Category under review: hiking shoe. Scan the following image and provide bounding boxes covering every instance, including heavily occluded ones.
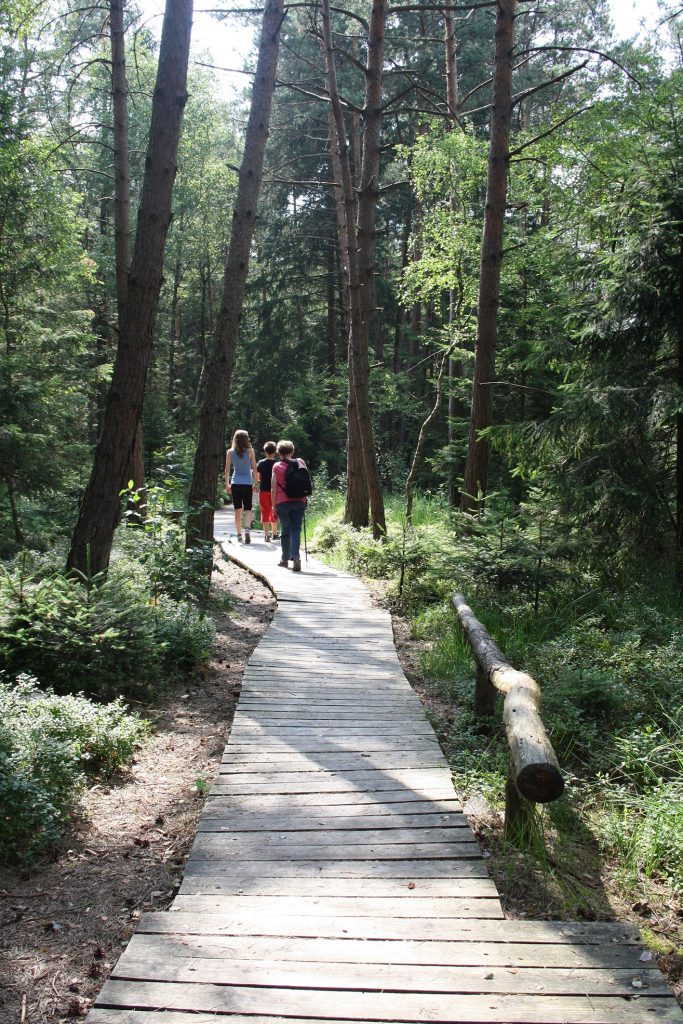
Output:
[292,558,302,572]
[244,531,251,544]
[278,559,288,567]
[236,533,243,542]
[264,534,271,543]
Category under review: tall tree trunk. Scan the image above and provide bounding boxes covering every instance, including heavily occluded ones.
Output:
[110,0,147,524]
[5,474,24,545]
[168,258,181,414]
[324,0,387,539]
[461,0,516,513]
[110,0,130,319]
[67,0,193,575]
[676,223,683,595]
[444,6,463,506]
[326,239,336,370]
[186,0,285,551]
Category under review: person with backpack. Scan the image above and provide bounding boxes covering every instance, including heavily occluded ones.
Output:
[270,439,313,572]
[225,429,258,543]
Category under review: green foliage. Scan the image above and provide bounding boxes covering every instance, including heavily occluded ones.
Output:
[0,674,148,862]
[0,552,214,699]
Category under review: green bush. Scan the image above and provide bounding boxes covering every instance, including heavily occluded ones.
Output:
[0,559,215,698]
[0,675,148,862]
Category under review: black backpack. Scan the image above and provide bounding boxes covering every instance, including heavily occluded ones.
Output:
[284,459,313,499]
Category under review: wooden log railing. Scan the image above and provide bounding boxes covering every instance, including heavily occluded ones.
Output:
[452,592,564,843]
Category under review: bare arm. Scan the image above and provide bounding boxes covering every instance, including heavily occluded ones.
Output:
[250,448,258,487]
[271,464,278,511]
[225,450,232,491]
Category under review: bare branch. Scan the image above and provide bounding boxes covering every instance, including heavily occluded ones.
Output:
[509,105,590,156]
[277,79,362,113]
[513,44,643,87]
[511,59,589,107]
[194,59,256,75]
[265,176,339,187]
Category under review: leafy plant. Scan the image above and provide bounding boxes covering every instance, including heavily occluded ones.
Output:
[0,674,148,862]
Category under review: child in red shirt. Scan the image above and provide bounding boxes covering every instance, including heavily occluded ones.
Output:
[256,441,277,542]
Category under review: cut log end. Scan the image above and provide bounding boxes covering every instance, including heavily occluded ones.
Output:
[516,761,565,803]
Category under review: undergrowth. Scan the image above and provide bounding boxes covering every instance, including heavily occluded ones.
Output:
[0,674,148,862]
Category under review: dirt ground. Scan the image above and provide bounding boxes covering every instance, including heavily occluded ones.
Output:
[0,555,274,1024]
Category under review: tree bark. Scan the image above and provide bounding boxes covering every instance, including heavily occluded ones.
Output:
[109,0,130,321]
[444,6,463,506]
[186,0,285,550]
[676,222,683,595]
[461,0,516,513]
[110,0,147,524]
[168,258,181,414]
[324,0,387,539]
[326,237,336,370]
[5,474,24,545]
[67,0,193,575]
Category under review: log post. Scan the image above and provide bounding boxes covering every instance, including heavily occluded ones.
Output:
[452,592,564,805]
[504,757,535,846]
[474,662,496,719]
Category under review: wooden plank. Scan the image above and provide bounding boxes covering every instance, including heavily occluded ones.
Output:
[232,709,426,720]
[95,981,683,1022]
[209,783,459,798]
[237,694,421,703]
[228,727,437,738]
[186,842,481,861]
[138,912,641,944]
[182,859,488,879]
[169,895,504,919]
[197,812,468,831]
[191,826,475,847]
[212,767,453,784]
[177,876,498,897]
[108,931,650,969]
[223,741,443,754]
[218,755,448,773]
[201,790,458,806]
[87,1006,683,1024]
[112,953,669,995]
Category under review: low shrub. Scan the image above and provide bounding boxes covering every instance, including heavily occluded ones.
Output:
[0,559,215,698]
[0,674,148,862]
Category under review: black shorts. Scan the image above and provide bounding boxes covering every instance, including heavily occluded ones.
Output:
[231,484,253,511]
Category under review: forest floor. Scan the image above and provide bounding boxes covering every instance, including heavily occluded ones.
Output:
[1,558,680,1021]
[0,554,275,1024]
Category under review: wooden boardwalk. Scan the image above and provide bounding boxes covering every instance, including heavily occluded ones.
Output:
[89,511,683,1024]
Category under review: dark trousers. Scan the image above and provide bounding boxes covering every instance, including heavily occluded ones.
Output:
[276,501,306,560]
